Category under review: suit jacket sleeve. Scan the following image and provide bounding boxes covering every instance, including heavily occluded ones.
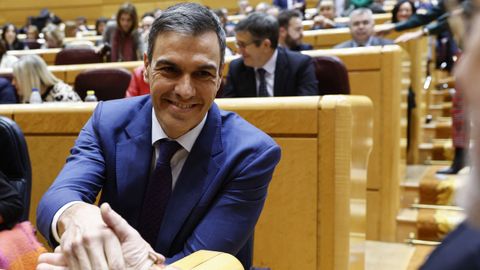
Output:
[0,171,23,230]
[36,102,107,244]
[166,142,281,263]
[296,56,318,96]
[0,79,17,104]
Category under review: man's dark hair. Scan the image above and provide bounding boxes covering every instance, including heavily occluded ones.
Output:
[116,3,139,34]
[147,3,226,69]
[277,9,302,29]
[234,12,279,49]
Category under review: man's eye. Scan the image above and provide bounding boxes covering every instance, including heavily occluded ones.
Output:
[195,71,214,78]
[160,67,176,73]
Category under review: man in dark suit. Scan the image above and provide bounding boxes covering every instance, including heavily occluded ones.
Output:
[335,8,393,48]
[278,9,313,51]
[36,3,281,270]
[273,0,305,11]
[223,12,318,97]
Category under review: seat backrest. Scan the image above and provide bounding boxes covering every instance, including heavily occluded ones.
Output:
[313,56,351,95]
[74,68,132,101]
[0,116,32,221]
[55,48,103,65]
[23,40,41,50]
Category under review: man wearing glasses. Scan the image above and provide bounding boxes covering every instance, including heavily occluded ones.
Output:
[222,12,318,97]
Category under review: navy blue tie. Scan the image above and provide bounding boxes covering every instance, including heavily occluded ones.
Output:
[138,139,182,246]
[257,68,269,97]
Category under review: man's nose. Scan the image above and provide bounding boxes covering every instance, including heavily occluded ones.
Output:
[175,75,195,98]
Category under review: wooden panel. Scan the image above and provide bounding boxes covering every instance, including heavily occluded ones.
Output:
[367,190,381,240]
[11,103,95,134]
[26,135,78,250]
[254,138,318,270]
[216,97,319,135]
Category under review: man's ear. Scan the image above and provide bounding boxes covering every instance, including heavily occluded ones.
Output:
[217,64,224,90]
[143,52,149,83]
[263,38,272,49]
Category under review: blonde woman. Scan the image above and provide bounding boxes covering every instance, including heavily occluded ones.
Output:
[12,55,81,103]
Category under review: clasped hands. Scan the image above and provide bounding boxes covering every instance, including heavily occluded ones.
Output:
[37,203,175,270]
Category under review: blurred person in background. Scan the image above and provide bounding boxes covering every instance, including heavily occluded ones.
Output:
[42,25,64,48]
[312,1,341,29]
[104,3,143,62]
[420,3,480,268]
[1,24,24,50]
[139,13,155,54]
[95,17,108,36]
[335,8,393,48]
[12,55,81,103]
[0,41,18,69]
[391,0,417,23]
[278,9,313,51]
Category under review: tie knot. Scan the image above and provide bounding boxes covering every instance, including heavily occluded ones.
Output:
[257,68,266,77]
[157,140,182,165]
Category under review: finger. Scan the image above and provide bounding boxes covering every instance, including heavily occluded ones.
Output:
[82,231,109,270]
[100,203,138,241]
[60,234,82,270]
[103,232,126,270]
[36,263,69,270]
[65,233,92,270]
[37,252,67,266]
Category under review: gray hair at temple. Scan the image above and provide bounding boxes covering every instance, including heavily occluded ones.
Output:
[147,2,226,69]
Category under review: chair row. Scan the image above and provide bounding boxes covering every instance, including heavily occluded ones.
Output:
[0,95,373,270]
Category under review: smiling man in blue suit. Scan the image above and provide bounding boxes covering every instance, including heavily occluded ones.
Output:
[36,3,281,270]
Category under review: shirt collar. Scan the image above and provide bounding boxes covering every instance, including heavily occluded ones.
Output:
[151,108,208,152]
[255,48,278,75]
[353,36,373,47]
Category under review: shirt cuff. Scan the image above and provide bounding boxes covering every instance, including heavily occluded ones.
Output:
[51,201,83,243]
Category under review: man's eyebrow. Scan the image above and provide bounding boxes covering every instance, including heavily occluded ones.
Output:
[197,63,218,72]
[154,59,177,68]
[153,59,217,71]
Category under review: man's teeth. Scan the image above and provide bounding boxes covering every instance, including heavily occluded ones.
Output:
[172,101,194,109]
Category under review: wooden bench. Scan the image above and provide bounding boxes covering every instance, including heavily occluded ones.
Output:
[0,95,373,270]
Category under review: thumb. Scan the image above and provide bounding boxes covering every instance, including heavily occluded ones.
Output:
[100,202,138,242]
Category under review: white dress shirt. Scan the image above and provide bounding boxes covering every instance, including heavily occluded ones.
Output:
[254,49,278,97]
[51,108,207,242]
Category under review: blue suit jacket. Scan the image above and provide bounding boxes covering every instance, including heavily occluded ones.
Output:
[421,221,480,269]
[222,47,318,97]
[273,0,305,9]
[37,95,281,268]
[0,78,17,104]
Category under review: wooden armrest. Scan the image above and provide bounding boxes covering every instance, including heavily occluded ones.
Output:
[171,250,244,270]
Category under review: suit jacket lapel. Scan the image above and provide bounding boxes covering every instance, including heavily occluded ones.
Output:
[115,98,153,227]
[274,48,288,96]
[155,103,223,254]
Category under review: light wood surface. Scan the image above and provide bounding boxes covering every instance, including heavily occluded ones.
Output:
[171,250,244,270]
